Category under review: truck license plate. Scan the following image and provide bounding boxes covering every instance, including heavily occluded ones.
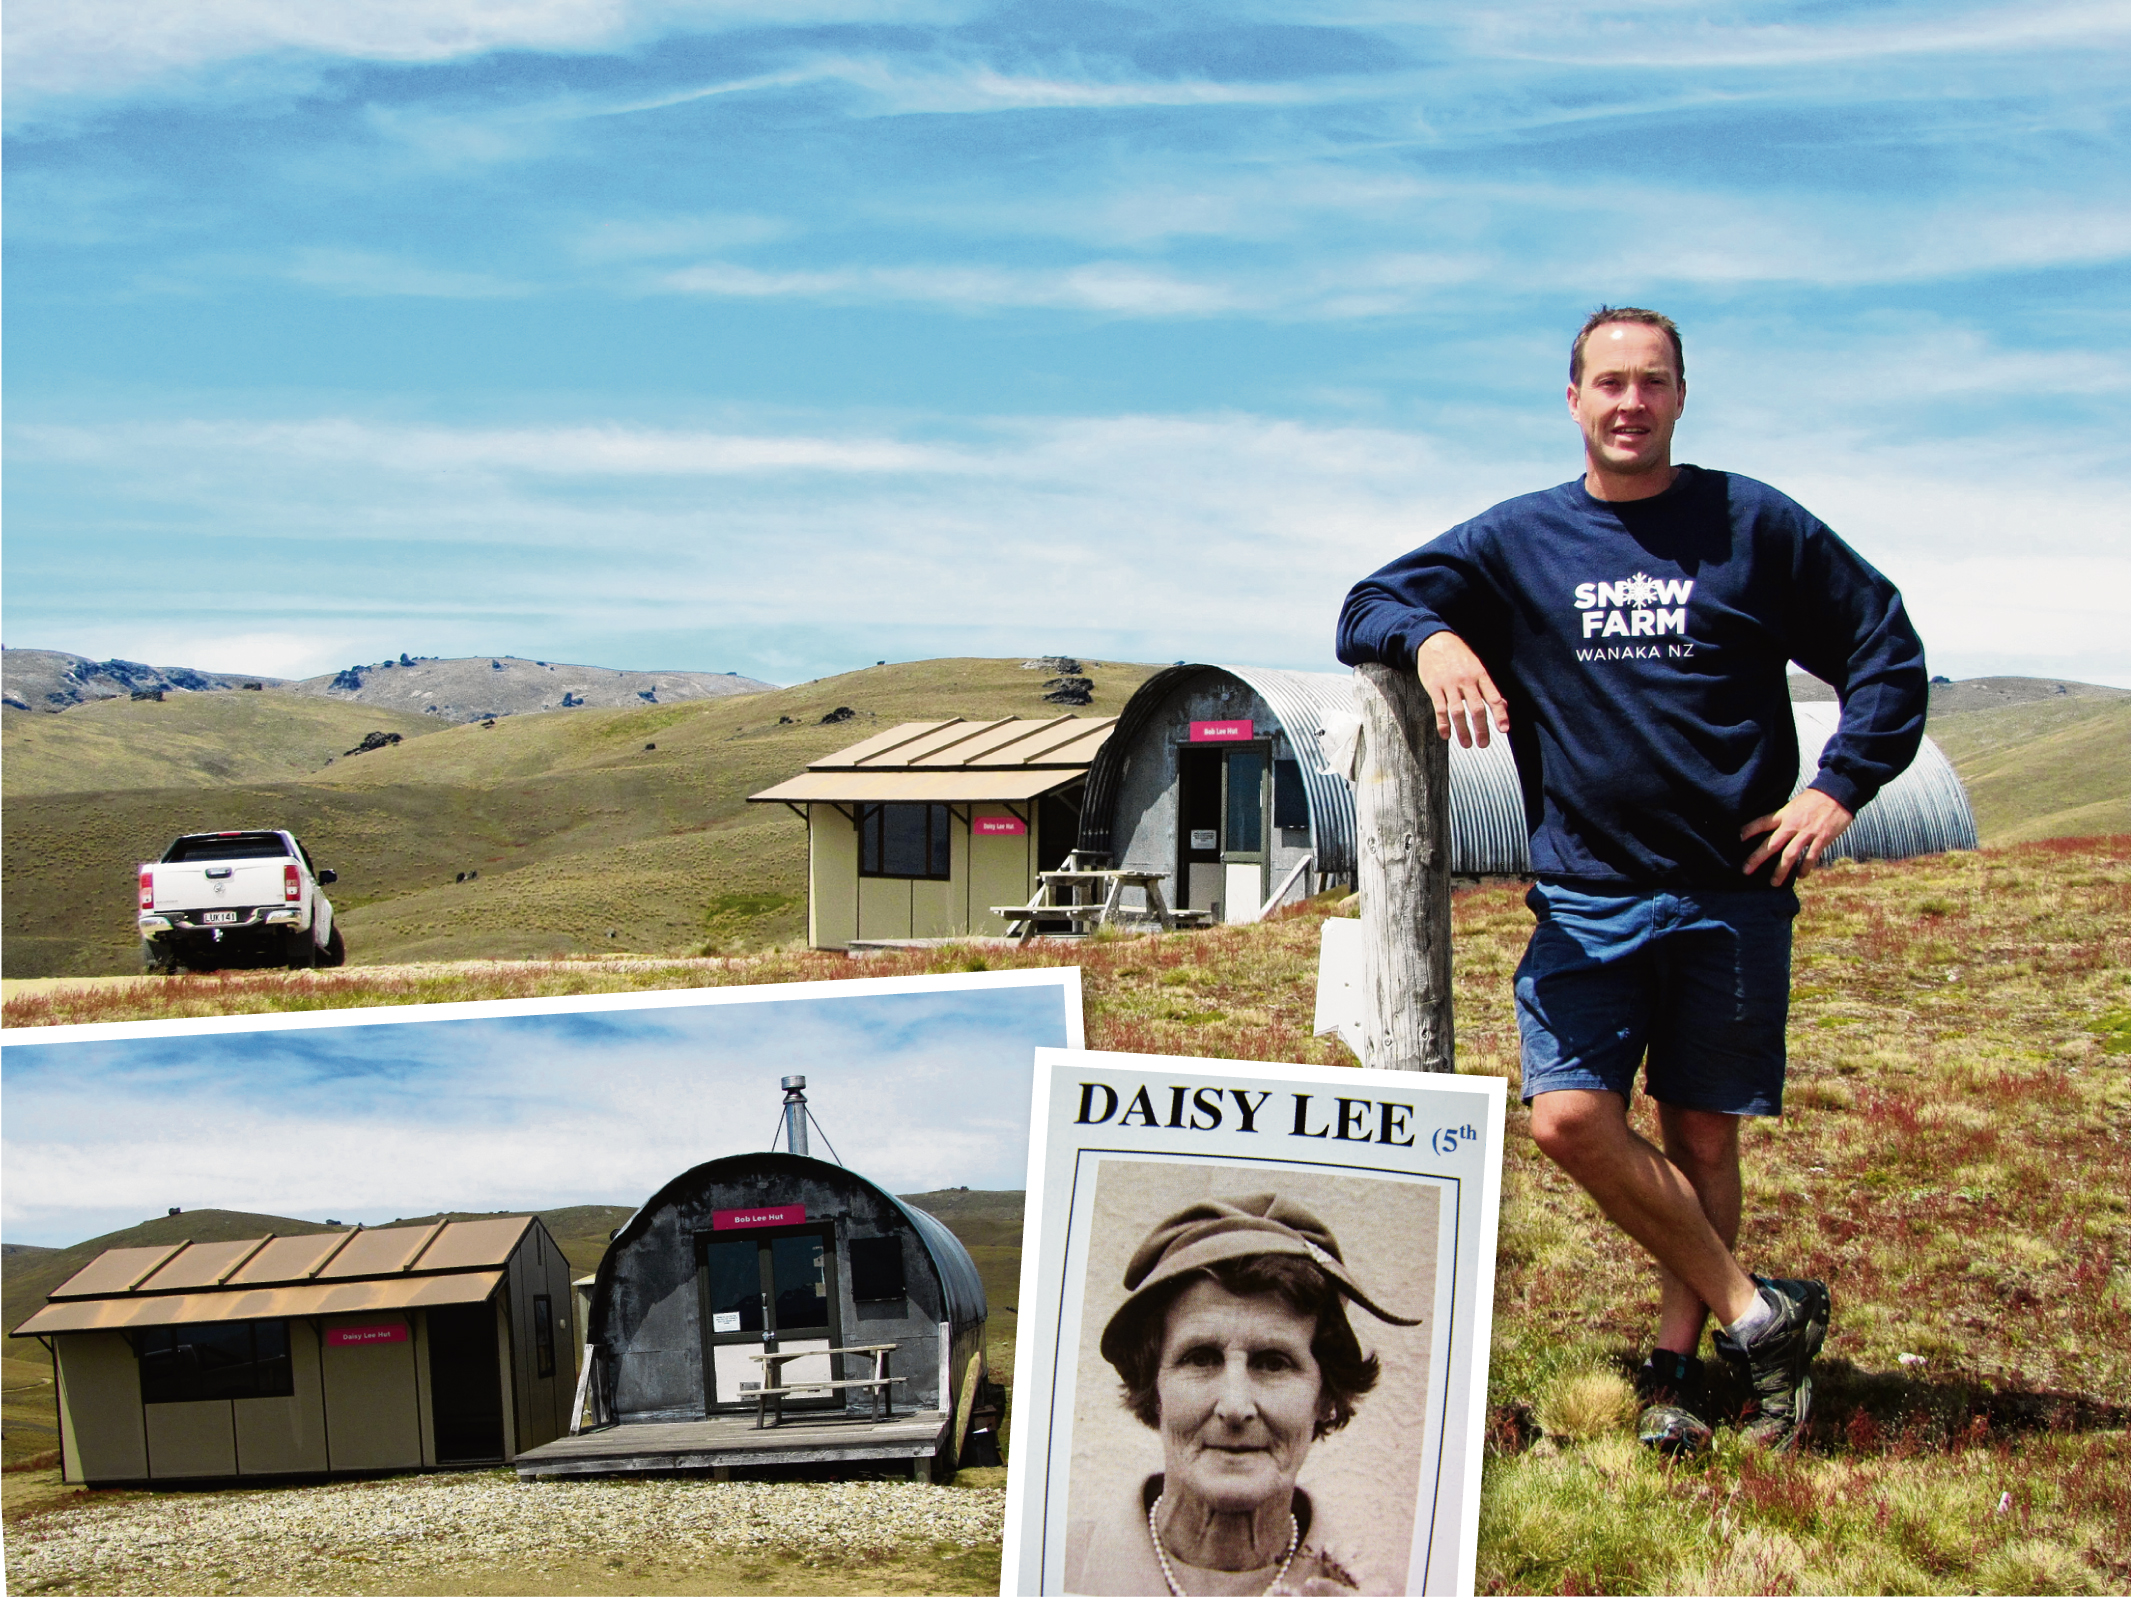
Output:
[202,910,241,924]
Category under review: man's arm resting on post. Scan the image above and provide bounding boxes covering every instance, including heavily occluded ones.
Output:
[1415,630,1510,749]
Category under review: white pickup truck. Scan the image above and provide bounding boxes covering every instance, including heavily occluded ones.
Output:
[138,830,345,973]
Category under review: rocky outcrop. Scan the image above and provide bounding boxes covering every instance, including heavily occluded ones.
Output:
[0,648,288,712]
[289,656,778,724]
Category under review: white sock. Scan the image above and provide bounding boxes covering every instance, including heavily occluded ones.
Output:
[1724,1286,1777,1346]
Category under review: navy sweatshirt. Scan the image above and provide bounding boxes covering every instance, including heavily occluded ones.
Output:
[1336,465,1928,887]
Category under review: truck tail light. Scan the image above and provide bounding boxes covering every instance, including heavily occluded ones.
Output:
[285,864,302,902]
[140,868,155,910]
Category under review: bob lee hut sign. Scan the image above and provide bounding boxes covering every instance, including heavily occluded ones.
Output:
[1004,1049,1505,1598]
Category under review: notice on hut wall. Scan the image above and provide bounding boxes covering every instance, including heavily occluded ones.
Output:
[325,1322,408,1347]
[1001,1049,1504,1598]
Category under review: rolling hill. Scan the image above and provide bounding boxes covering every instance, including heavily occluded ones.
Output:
[0,648,284,713]
[1,657,1161,977]
[2,690,443,797]
[1921,683,2131,843]
[6,659,2123,979]
[283,654,778,723]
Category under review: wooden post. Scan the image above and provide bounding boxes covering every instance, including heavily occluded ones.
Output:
[1353,662,1455,1072]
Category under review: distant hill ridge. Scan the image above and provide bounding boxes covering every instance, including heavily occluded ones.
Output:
[289,655,779,723]
[3,657,2123,978]
[5,648,778,724]
[2,648,284,712]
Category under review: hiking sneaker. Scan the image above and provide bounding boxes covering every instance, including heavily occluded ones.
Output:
[1713,1276,1832,1451]
[1634,1349,1713,1457]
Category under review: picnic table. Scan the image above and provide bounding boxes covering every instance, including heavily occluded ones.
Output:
[992,866,1211,944]
[748,1342,904,1428]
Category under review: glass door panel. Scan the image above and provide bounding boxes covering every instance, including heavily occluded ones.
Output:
[1223,749,1267,858]
[770,1235,831,1337]
[703,1239,765,1335]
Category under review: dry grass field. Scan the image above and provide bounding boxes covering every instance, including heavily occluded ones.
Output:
[6,836,2126,1593]
[1,657,1160,978]
[1925,697,2131,844]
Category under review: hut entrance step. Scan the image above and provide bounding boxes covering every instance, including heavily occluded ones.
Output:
[514,1409,952,1479]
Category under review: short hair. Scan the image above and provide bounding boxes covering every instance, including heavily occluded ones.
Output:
[1570,306,1683,386]
[1107,1254,1382,1439]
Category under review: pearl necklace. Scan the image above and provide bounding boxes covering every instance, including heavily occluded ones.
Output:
[1147,1492,1300,1597]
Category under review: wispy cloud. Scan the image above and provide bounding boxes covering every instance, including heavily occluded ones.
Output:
[3,0,968,110]
[659,259,1252,314]
[12,382,2127,684]
[1464,1,2131,69]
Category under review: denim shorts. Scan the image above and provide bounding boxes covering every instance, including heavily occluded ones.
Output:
[1514,879,1799,1117]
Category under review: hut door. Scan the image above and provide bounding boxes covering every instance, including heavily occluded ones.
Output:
[1179,745,1269,922]
[1221,746,1270,921]
[698,1227,843,1412]
[427,1301,505,1462]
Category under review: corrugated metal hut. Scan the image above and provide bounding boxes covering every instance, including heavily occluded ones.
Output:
[748,716,1114,948]
[12,1217,576,1485]
[1080,664,1977,920]
[573,1146,988,1477]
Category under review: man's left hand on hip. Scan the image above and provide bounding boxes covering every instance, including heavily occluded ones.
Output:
[1740,790,1855,886]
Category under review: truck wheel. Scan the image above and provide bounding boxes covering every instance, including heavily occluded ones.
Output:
[322,927,347,968]
[142,940,179,977]
[285,928,317,970]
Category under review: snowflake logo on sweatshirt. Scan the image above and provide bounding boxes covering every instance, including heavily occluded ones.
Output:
[1622,572,1664,609]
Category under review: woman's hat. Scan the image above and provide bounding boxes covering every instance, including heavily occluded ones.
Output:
[1099,1193,1421,1367]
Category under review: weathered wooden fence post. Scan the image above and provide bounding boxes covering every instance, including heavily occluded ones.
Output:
[1353,662,1455,1072]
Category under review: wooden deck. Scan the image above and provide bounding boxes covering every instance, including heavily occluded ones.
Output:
[513,1409,952,1479]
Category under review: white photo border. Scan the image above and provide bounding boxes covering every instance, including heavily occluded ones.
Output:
[1003,1047,1505,1598]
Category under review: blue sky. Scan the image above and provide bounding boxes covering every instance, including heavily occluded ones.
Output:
[0,976,1072,1245]
[5,1,2127,686]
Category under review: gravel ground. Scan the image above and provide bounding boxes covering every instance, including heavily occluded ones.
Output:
[5,1473,1006,1596]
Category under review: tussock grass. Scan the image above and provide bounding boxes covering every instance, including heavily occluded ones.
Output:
[1536,1370,1637,1443]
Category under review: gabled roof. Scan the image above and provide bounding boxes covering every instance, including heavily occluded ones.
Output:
[749,716,1114,805]
[13,1218,537,1336]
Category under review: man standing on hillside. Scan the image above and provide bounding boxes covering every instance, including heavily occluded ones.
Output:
[1335,307,1927,1453]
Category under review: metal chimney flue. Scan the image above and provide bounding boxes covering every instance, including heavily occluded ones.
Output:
[780,1075,809,1157]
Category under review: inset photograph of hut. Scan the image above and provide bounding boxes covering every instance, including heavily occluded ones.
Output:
[520,1077,992,1481]
[5,971,1074,1492]
[1077,664,1978,924]
[12,1217,573,1484]
[748,715,1114,948]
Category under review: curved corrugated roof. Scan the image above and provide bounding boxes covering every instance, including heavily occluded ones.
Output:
[1085,665,1975,877]
[591,1152,986,1335]
[886,1198,988,1328]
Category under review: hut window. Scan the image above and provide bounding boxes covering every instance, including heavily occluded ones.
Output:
[1273,760,1309,830]
[137,1320,293,1404]
[849,1236,908,1301]
[533,1294,556,1378]
[859,803,952,879]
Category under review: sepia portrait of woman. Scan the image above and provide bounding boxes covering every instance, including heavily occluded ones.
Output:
[1062,1193,1421,1596]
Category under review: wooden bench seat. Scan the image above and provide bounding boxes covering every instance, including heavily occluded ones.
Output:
[753,1375,906,1427]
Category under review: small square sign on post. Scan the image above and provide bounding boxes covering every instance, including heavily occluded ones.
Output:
[1002,1048,1504,1597]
